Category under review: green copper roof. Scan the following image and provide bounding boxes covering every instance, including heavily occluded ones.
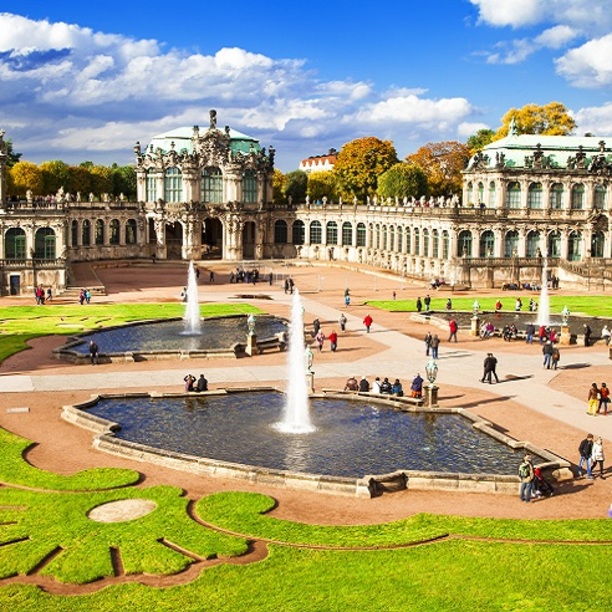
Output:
[466,133,612,170]
[146,126,261,156]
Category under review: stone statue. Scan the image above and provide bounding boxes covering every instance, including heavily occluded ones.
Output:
[26,189,33,203]
[209,109,217,129]
[89,192,94,203]
[473,300,480,314]
[247,313,256,336]
[305,345,314,371]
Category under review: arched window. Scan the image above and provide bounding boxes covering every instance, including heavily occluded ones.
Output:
[591,231,605,258]
[571,184,584,210]
[594,184,607,210]
[397,226,403,252]
[82,220,91,246]
[432,230,439,259]
[488,181,496,208]
[164,167,183,203]
[5,228,26,260]
[292,220,305,245]
[405,228,411,254]
[375,224,381,249]
[242,170,257,203]
[389,226,395,251]
[326,221,338,245]
[504,230,519,257]
[547,231,561,258]
[567,231,582,261]
[95,219,105,245]
[414,228,420,255]
[274,220,288,244]
[505,182,521,209]
[550,183,564,209]
[342,222,352,246]
[466,181,474,205]
[71,220,78,247]
[146,171,157,202]
[126,219,137,245]
[457,230,472,257]
[310,220,322,244]
[34,228,56,260]
[109,219,120,245]
[526,231,540,257]
[479,230,495,257]
[201,167,222,203]
[422,229,429,257]
[527,183,542,209]
[382,225,388,250]
[477,182,484,205]
[442,231,450,259]
[356,223,366,247]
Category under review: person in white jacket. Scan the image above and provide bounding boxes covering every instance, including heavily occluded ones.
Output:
[592,437,606,479]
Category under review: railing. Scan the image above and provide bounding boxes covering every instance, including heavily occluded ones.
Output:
[0,258,65,269]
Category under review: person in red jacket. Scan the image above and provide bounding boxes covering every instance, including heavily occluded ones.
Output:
[448,318,458,342]
[363,314,373,333]
[329,330,338,352]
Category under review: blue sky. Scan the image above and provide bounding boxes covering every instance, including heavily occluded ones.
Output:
[1,1,611,171]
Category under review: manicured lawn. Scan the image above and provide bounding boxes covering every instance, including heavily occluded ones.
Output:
[367,295,612,318]
[0,303,262,363]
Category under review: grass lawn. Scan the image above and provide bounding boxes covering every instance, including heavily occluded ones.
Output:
[367,295,612,318]
[0,303,262,363]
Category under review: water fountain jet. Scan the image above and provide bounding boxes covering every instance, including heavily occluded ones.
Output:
[183,261,201,335]
[536,255,550,327]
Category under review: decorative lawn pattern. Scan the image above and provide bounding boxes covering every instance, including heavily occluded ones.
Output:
[0,303,263,362]
[0,428,139,491]
[366,295,612,317]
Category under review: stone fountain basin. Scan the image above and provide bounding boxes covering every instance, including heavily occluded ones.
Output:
[61,389,570,498]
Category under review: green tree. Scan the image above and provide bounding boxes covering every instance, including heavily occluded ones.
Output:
[89,165,113,196]
[406,141,469,197]
[272,169,286,206]
[5,139,22,168]
[111,164,137,199]
[39,160,71,195]
[467,129,495,155]
[377,163,428,200]
[8,161,43,195]
[67,165,93,195]
[494,102,576,139]
[283,170,308,204]
[307,171,338,202]
[334,137,398,202]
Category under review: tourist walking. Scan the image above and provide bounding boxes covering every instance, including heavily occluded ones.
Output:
[344,288,351,307]
[518,454,535,502]
[416,297,422,312]
[424,331,433,356]
[430,334,440,359]
[446,298,452,311]
[591,437,605,479]
[542,341,554,369]
[339,313,347,332]
[315,330,326,352]
[598,382,610,414]
[313,318,321,336]
[328,330,338,352]
[448,318,458,342]
[424,294,431,312]
[578,434,594,479]
[88,340,99,365]
[363,314,373,333]
[481,353,499,384]
[525,322,535,344]
[587,383,599,416]
[551,346,561,370]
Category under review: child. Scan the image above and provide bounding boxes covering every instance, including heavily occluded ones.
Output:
[532,467,555,497]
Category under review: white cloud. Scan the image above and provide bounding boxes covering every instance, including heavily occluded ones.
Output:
[470,0,545,28]
[535,25,577,49]
[457,122,491,137]
[555,34,612,87]
[575,103,612,135]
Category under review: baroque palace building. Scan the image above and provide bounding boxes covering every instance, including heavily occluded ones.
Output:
[1,113,612,295]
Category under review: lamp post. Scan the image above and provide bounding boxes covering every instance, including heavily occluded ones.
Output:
[424,358,439,408]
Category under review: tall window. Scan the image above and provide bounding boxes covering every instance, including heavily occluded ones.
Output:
[5,228,26,260]
[479,230,495,257]
[126,219,137,244]
[547,231,561,257]
[375,224,381,249]
[568,231,582,261]
[389,226,395,252]
[466,182,474,205]
[526,231,540,257]
[82,220,91,246]
[109,219,120,245]
[342,222,353,246]
[432,230,439,259]
[326,221,338,245]
[95,219,105,245]
[292,220,305,245]
[591,231,605,258]
[422,229,429,257]
[34,228,56,260]
[242,170,257,203]
[274,220,288,244]
[594,184,607,210]
[550,183,564,209]
[477,182,484,205]
[356,223,366,247]
[488,182,496,208]
[414,228,420,255]
[397,227,403,252]
[405,229,411,254]
[164,167,183,203]
[527,183,542,209]
[201,167,222,203]
[571,184,584,209]
[442,231,450,260]
[310,221,322,244]
[71,220,79,247]
[505,182,521,209]
[146,171,157,202]
[504,230,519,257]
[382,225,388,250]
[458,230,472,257]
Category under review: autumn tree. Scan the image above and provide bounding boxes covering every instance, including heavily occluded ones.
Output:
[494,102,576,139]
[466,129,495,155]
[89,165,113,196]
[9,161,43,195]
[67,165,93,195]
[377,163,428,200]
[334,137,398,201]
[283,170,308,204]
[307,171,338,202]
[272,168,286,206]
[406,141,469,197]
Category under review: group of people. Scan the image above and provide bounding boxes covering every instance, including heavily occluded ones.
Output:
[587,382,610,416]
[415,295,432,312]
[312,318,339,353]
[518,454,555,502]
[78,288,92,305]
[183,373,208,392]
[230,268,261,284]
[423,332,441,358]
[34,284,52,304]
[578,433,606,479]
[344,375,404,396]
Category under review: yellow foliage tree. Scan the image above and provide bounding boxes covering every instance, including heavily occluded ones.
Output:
[495,102,576,139]
[307,171,338,202]
[9,161,43,195]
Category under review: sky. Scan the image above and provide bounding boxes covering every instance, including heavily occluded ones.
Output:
[1,0,612,171]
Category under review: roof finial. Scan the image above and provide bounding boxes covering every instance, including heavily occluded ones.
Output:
[509,116,519,137]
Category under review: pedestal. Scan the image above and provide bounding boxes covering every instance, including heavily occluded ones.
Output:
[559,325,571,346]
[470,315,480,337]
[426,384,439,408]
[306,371,315,393]
[245,334,257,356]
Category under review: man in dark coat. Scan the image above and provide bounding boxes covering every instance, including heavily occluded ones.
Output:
[481,353,499,384]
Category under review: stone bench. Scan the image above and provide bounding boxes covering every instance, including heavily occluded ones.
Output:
[321,389,424,407]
